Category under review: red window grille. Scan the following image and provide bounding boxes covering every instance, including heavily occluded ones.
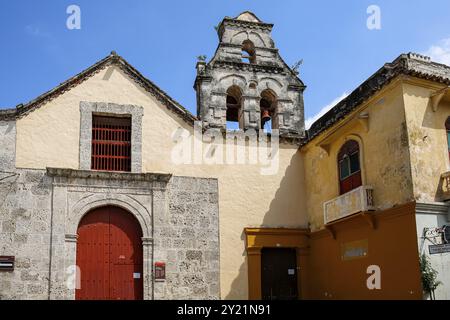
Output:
[91,115,131,172]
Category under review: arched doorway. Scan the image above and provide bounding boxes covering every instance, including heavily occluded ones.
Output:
[75,206,143,300]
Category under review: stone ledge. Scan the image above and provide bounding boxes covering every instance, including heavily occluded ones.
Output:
[46,167,172,183]
[416,201,449,215]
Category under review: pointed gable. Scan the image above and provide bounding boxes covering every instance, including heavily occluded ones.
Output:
[11,52,196,125]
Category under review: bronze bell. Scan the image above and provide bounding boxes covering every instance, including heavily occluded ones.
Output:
[261,109,271,123]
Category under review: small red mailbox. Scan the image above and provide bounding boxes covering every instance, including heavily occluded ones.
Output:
[155,262,166,280]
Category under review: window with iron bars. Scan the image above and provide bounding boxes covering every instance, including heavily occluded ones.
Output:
[91,115,131,172]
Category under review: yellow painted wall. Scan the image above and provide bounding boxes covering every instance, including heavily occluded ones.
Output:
[302,79,415,231]
[402,79,450,202]
[15,65,307,299]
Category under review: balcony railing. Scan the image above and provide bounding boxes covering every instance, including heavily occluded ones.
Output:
[323,185,375,224]
[441,171,450,201]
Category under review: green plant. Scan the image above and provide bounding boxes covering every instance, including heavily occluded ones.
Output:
[419,253,442,300]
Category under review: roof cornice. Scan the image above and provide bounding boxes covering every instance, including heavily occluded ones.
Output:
[0,109,16,121]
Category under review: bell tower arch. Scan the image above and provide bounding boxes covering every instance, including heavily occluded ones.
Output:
[194,11,306,138]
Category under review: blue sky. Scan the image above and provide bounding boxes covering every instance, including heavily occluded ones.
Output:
[1,0,450,126]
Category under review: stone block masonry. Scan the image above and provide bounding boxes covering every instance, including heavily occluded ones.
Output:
[0,169,52,300]
[0,167,220,299]
[154,176,220,299]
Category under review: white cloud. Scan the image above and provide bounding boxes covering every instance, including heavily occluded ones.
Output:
[425,38,450,66]
[305,92,349,129]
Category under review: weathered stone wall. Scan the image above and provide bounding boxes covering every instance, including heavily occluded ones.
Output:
[0,169,52,299]
[154,176,220,299]
[0,120,16,171]
[195,16,305,137]
[0,169,219,300]
[1,120,53,299]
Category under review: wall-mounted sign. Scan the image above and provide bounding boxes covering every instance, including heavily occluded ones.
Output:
[341,239,368,261]
[0,256,15,271]
[155,262,166,280]
[429,243,450,255]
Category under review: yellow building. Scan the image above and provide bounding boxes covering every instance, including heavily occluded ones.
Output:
[301,52,450,300]
[1,12,450,300]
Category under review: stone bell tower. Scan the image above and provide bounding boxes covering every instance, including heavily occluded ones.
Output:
[194,11,306,138]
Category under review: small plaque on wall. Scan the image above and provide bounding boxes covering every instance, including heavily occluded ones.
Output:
[429,243,450,255]
[341,239,368,261]
[155,262,166,281]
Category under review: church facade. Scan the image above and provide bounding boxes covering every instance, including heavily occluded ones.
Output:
[1,11,450,300]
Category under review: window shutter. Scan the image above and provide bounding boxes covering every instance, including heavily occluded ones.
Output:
[91,115,132,172]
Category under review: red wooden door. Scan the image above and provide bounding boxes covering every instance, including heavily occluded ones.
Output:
[339,171,362,195]
[75,206,143,300]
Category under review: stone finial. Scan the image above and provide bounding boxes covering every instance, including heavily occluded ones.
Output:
[235,11,262,23]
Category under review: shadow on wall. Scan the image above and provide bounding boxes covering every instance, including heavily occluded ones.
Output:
[262,149,306,228]
[224,148,305,299]
[224,231,248,300]
[418,93,450,131]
